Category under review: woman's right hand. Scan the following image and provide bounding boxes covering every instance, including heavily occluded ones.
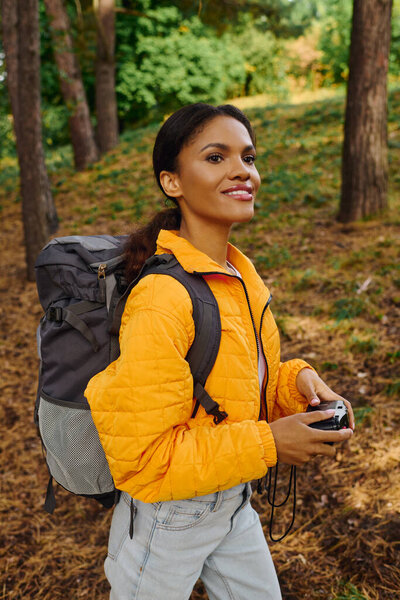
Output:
[269,409,353,466]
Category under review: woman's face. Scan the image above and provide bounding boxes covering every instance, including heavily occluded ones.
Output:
[160,115,261,229]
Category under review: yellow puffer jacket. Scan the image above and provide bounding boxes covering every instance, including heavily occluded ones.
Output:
[85,229,312,503]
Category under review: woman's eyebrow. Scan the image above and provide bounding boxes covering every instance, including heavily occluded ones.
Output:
[199,142,256,153]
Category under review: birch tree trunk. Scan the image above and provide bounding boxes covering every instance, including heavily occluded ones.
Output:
[44,0,99,170]
[95,0,119,153]
[339,0,393,223]
[6,0,59,280]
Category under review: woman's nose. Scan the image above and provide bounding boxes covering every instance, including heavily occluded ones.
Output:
[228,157,251,179]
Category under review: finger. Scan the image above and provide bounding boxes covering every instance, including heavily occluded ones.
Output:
[313,387,342,403]
[343,399,355,430]
[313,442,336,458]
[318,428,354,444]
[301,408,336,425]
[309,395,320,406]
[296,371,321,405]
[299,381,320,406]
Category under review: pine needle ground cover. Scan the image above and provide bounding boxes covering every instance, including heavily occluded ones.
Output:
[0,92,399,600]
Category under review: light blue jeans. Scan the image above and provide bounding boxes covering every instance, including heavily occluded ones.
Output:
[104,483,282,600]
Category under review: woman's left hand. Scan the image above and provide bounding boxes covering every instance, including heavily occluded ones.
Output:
[296,367,355,430]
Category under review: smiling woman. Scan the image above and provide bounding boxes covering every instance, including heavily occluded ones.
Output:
[158,114,261,266]
[85,103,354,600]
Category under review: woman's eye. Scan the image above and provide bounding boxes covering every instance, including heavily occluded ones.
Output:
[243,154,256,164]
[207,154,223,163]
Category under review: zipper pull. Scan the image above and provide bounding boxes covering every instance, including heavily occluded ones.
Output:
[98,263,107,279]
[98,263,107,302]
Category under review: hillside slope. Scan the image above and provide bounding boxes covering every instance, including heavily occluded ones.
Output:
[0,92,399,600]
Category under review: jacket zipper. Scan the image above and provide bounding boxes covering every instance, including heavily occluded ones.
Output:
[194,270,270,419]
[258,295,272,422]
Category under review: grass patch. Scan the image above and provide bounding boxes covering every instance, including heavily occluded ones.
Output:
[331,298,366,322]
[255,244,291,269]
[321,361,339,371]
[385,380,400,398]
[353,406,374,427]
[348,336,377,355]
[334,582,369,600]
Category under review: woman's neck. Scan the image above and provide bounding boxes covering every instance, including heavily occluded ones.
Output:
[178,218,231,270]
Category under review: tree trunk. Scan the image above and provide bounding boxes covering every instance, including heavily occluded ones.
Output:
[95,0,119,153]
[1,0,19,136]
[13,0,58,280]
[44,0,99,170]
[339,0,393,223]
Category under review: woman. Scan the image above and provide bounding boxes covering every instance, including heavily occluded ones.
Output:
[86,103,354,600]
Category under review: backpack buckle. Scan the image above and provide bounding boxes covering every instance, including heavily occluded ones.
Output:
[193,382,228,425]
[47,307,63,322]
[208,406,228,425]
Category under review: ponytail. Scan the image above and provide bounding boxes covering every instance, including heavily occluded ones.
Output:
[124,206,181,282]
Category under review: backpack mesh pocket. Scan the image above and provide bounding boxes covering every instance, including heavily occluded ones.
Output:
[38,394,114,496]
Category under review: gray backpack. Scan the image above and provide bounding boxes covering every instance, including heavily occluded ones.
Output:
[34,235,227,513]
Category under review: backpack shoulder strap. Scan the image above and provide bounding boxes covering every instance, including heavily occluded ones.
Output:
[111,253,227,424]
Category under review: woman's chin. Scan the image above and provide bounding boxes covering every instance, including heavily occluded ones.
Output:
[233,206,255,224]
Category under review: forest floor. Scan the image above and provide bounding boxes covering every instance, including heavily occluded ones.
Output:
[0,90,399,600]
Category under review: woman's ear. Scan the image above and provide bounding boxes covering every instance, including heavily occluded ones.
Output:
[159,171,182,199]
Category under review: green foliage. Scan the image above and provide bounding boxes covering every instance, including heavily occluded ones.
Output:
[386,350,400,363]
[0,113,16,158]
[317,0,352,85]
[389,3,400,78]
[42,105,71,148]
[255,244,291,269]
[293,268,318,291]
[116,11,246,120]
[0,163,19,192]
[352,406,373,428]
[385,380,400,398]
[334,582,369,600]
[348,336,377,355]
[148,0,312,37]
[228,14,290,99]
[321,361,339,371]
[317,0,400,86]
[331,297,365,322]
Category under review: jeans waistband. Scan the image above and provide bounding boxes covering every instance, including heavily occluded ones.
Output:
[122,482,251,507]
[185,482,249,503]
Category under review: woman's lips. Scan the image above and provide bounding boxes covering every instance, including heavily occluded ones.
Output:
[222,185,253,201]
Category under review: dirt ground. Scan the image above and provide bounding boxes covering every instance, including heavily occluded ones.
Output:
[0,96,399,600]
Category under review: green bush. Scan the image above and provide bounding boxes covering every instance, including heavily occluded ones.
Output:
[117,11,246,121]
[42,104,71,149]
[0,113,16,158]
[317,0,400,86]
[318,0,353,85]
[228,19,289,100]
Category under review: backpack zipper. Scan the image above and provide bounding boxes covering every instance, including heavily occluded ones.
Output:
[97,263,107,303]
[97,263,107,279]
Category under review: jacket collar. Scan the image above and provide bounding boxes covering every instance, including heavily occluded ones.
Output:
[155,229,268,295]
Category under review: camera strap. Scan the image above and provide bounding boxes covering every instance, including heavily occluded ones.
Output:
[265,463,297,542]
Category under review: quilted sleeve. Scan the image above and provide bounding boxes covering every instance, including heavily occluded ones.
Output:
[85,275,276,503]
[271,359,316,421]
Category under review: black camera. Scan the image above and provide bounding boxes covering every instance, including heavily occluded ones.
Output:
[306,400,349,431]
